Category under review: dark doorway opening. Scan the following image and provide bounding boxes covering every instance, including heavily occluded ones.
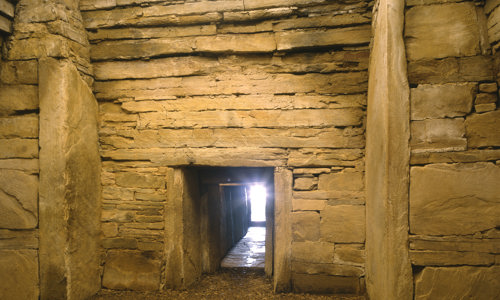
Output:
[196,167,274,271]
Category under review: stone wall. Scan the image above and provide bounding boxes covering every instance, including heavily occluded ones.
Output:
[0,1,99,299]
[81,0,372,293]
[405,1,500,297]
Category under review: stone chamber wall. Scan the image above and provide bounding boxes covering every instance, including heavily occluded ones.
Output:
[81,0,372,294]
[1,0,500,299]
[405,0,500,298]
[0,0,101,299]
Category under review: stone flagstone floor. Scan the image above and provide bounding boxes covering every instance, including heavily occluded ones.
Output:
[221,226,266,268]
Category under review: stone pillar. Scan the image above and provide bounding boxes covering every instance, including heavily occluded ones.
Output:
[273,167,292,292]
[39,58,101,300]
[365,0,413,299]
[164,168,202,289]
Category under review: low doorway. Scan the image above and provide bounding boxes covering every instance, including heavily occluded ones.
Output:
[164,167,275,289]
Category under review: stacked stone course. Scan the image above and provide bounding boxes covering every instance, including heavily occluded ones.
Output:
[82,0,372,293]
[405,0,500,297]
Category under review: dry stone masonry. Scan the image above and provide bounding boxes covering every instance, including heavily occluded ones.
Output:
[406,0,500,297]
[0,0,499,299]
[82,0,372,294]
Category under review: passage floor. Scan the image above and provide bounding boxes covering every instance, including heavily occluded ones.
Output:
[221,226,266,268]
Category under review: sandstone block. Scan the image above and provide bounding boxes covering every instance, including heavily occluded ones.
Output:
[409,236,500,253]
[410,118,466,153]
[291,212,320,242]
[465,110,500,148]
[0,170,38,229]
[318,169,364,191]
[0,229,38,250]
[292,262,364,277]
[94,56,219,80]
[410,163,500,235]
[408,56,495,84]
[0,159,38,172]
[405,2,481,60]
[244,0,326,10]
[102,210,135,223]
[414,266,500,300]
[102,223,119,238]
[410,149,500,165]
[293,177,316,191]
[195,33,276,52]
[276,25,371,51]
[102,250,161,291]
[410,250,494,266]
[138,108,364,129]
[335,244,365,265]
[0,60,38,84]
[115,172,164,188]
[88,25,216,41]
[410,83,475,120]
[320,205,365,243]
[292,273,360,294]
[479,82,497,93]
[292,241,334,264]
[7,36,70,60]
[288,149,364,167]
[0,250,38,299]
[475,93,497,104]
[0,115,38,138]
[292,199,326,211]
[475,103,496,113]
[223,8,295,23]
[274,14,371,31]
[0,85,38,114]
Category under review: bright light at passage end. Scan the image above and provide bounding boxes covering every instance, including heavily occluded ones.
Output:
[250,184,266,222]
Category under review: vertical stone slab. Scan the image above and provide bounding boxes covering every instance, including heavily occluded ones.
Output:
[365,0,413,299]
[39,58,101,300]
[273,167,292,292]
[164,168,202,289]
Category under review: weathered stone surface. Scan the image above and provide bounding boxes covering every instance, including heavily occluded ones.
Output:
[410,250,494,266]
[111,128,364,149]
[335,244,365,265]
[102,238,138,249]
[410,83,475,120]
[291,241,334,264]
[137,109,363,129]
[195,33,276,52]
[0,250,38,299]
[479,82,497,93]
[0,60,38,84]
[409,235,500,253]
[292,273,360,294]
[414,266,500,300]
[293,190,365,205]
[0,139,38,159]
[0,169,38,229]
[318,169,363,191]
[0,229,38,249]
[475,103,496,113]
[276,25,371,51]
[0,85,38,114]
[475,93,497,104]
[274,14,371,31]
[321,205,365,243]
[38,58,101,299]
[410,118,466,153]
[408,56,495,84]
[88,25,216,41]
[94,56,218,80]
[115,172,164,188]
[410,163,500,235]
[293,177,316,191]
[292,199,327,211]
[410,149,500,165]
[0,115,38,138]
[291,212,320,242]
[292,262,364,277]
[7,35,71,60]
[289,149,364,167]
[102,250,161,291]
[405,3,481,60]
[95,72,368,99]
[465,110,500,148]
